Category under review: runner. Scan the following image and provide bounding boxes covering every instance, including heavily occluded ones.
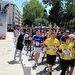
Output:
[68,34,75,75]
[32,31,44,67]
[24,31,32,55]
[60,30,69,44]
[44,24,60,75]
[58,36,75,75]
[14,28,25,61]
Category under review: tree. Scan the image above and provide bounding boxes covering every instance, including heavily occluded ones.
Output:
[23,0,45,27]
[0,0,3,2]
[42,0,63,7]
[60,0,75,28]
[42,0,75,28]
[47,1,61,26]
[34,18,49,25]
[43,0,62,23]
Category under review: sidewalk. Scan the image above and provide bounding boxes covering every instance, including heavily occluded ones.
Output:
[0,32,23,75]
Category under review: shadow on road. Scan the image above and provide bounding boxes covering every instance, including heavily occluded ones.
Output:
[53,58,61,71]
[36,67,47,75]
[8,60,20,64]
[54,64,61,71]
[28,56,34,61]
[38,61,46,66]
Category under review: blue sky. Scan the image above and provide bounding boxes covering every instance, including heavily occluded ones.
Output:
[4,0,51,14]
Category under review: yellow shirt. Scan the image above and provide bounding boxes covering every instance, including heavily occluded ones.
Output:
[69,42,75,59]
[44,38,60,55]
[59,42,75,60]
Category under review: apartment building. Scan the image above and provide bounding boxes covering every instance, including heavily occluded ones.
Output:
[0,1,22,26]
[73,0,75,5]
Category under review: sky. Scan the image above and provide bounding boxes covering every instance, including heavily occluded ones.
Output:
[4,0,51,14]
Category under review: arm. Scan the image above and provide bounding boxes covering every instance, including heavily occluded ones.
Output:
[55,26,59,37]
[48,24,52,35]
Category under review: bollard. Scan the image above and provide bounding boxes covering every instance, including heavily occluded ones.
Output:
[24,64,32,75]
[22,56,35,75]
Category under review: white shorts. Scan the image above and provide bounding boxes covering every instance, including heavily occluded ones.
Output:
[34,47,42,53]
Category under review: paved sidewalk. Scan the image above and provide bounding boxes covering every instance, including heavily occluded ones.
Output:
[0,32,23,75]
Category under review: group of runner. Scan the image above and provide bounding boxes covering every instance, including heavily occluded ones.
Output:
[13,24,75,75]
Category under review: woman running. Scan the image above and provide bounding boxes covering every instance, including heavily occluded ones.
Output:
[32,31,44,67]
[44,24,60,75]
[58,36,75,75]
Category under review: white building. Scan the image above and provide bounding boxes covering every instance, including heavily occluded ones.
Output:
[0,1,22,26]
[73,0,75,5]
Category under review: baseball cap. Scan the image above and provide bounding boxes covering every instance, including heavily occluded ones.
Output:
[68,34,75,38]
[65,30,69,33]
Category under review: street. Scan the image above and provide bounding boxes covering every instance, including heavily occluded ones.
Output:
[0,32,75,75]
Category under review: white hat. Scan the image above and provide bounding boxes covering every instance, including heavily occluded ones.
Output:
[69,34,75,38]
[73,35,75,39]
[65,30,69,33]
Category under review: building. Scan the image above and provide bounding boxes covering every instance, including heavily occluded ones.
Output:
[0,1,22,26]
[73,0,75,4]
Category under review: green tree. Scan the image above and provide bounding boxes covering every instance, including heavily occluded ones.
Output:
[34,9,49,26]
[0,0,3,2]
[23,0,44,27]
[43,0,62,26]
[42,0,75,28]
[60,0,75,28]
[34,18,49,25]
[42,0,63,7]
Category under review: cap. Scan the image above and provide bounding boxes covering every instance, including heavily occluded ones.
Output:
[65,30,69,33]
[68,34,75,38]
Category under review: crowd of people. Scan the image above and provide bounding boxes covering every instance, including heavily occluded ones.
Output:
[13,24,75,75]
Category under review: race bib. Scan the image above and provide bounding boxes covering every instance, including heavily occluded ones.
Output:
[64,50,70,55]
[49,46,55,51]
[36,42,40,46]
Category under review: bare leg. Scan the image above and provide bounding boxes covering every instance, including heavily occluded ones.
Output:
[26,43,29,55]
[69,67,74,75]
[34,53,40,66]
[47,64,52,75]
[14,49,18,60]
[19,50,22,61]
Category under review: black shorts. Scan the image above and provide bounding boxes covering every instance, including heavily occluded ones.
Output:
[46,54,56,65]
[60,59,75,68]
[24,40,31,46]
[16,42,23,51]
[69,59,75,67]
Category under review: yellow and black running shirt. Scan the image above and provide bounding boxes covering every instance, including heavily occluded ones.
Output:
[59,42,75,60]
[44,38,60,55]
[69,42,75,59]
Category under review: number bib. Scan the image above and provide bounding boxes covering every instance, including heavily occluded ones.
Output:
[35,42,40,46]
[49,46,55,51]
[64,50,70,55]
